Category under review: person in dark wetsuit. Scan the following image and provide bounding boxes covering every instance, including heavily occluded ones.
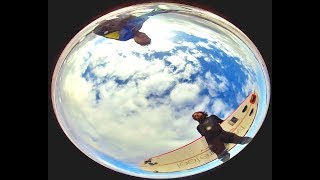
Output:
[93,8,177,46]
[192,111,252,162]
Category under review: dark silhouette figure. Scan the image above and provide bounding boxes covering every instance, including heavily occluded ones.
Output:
[93,8,177,46]
[192,111,252,162]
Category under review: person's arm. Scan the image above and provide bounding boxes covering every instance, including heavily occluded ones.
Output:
[208,115,224,124]
[197,125,206,136]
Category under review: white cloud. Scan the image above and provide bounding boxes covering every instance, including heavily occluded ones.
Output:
[236,92,245,104]
[193,95,211,112]
[139,71,175,96]
[211,54,221,63]
[143,11,258,81]
[204,56,210,62]
[196,41,212,50]
[55,10,260,165]
[58,33,206,163]
[203,72,229,98]
[177,63,197,80]
[216,74,229,91]
[211,98,233,119]
[190,49,204,58]
[170,83,201,106]
[181,41,196,49]
[166,50,188,71]
[139,16,178,52]
[242,76,257,96]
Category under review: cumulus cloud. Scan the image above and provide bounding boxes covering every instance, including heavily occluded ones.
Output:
[58,34,205,163]
[202,72,229,98]
[236,92,245,104]
[170,83,201,106]
[211,98,233,119]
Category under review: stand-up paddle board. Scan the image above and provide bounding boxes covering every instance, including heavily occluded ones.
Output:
[139,92,258,173]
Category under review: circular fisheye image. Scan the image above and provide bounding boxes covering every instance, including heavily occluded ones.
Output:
[51,2,270,179]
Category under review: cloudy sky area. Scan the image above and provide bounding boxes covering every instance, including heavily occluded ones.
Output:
[54,8,268,177]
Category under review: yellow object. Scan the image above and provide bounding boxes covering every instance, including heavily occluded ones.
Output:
[105,31,120,39]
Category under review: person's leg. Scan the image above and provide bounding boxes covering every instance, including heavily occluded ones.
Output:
[217,150,230,162]
[221,131,252,144]
[206,136,230,162]
[239,136,252,144]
